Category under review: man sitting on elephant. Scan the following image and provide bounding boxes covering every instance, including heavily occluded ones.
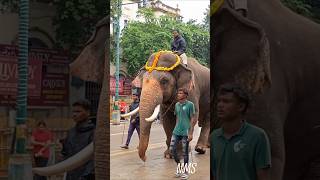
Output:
[211,84,271,180]
[171,29,188,66]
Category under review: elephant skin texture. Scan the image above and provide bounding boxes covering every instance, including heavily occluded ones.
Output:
[212,0,320,180]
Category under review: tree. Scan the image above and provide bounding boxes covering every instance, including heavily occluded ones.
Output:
[0,0,107,56]
[282,0,313,17]
[202,6,210,31]
[53,0,107,56]
[282,0,320,22]
[121,8,209,76]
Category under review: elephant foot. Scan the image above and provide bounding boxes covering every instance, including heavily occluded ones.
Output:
[195,145,206,154]
[164,149,172,159]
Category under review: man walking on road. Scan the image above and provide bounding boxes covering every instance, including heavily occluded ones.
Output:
[170,88,196,179]
[121,93,140,149]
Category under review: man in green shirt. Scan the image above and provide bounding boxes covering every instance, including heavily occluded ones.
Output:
[211,83,271,180]
[170,88,196,179]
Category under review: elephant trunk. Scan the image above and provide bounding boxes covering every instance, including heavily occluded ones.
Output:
[138,77,163,161]
[32,143,93,176]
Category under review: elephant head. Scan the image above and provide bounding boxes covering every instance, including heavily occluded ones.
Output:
[136,51,194,161]
[212,1,272,94]
[33,16,109,178]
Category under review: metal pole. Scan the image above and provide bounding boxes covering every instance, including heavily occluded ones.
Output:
[15,0,29,153]
[112,0,122,125]
[8,0,32,179]
[115,0,121,103]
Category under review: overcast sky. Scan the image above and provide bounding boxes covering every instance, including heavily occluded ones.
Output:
[161,0,210,24]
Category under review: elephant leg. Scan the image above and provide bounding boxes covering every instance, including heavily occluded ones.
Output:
[270,136,285,180]
[258,125,285,180]
[195,113,210,154]
[162,111,175,159]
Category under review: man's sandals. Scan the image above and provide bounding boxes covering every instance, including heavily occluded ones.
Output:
[195,146,206,154]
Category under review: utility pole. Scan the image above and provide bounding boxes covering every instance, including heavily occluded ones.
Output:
[112,0,122,125]
[8,0,32,179]
[112,0,146,124]
[115,0,121,105]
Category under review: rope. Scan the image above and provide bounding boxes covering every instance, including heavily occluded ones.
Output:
[190,144,194,164]
[160,99,175,118]
[121,120,126,145]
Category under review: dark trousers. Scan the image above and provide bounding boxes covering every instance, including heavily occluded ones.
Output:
[34,156,48,180]
[125,121,140,146]
[170,134,189,165]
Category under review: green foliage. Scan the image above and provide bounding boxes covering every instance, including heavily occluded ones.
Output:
[202,6,210,31]
[111,0,122,21]
[53,0,107,55]
[0,0,107,56]
[282,0,320,22]
[282,0,313,17]
[120,9,209,76]
[0,0,18,13]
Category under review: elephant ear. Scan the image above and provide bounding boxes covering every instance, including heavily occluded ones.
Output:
[132,67,146,88]
[174,63,195,92]
[213,8,271,94]
[69,16,108,83]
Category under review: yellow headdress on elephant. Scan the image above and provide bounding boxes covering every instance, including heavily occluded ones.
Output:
[145,50,181,73]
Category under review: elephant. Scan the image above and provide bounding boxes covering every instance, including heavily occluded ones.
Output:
[211,0,320,179]
[32,16,109,179]
[128,51,211,161]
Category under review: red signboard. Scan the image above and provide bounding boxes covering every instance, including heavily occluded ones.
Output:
[110,77,124,94]
[29,73,69,106]
[0,44,69,106]
[0,48,42,97]
[110,77,132,96]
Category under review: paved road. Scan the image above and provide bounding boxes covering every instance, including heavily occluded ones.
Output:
[110,121,210,180]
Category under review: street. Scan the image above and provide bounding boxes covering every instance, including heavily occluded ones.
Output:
[110,121,210,180]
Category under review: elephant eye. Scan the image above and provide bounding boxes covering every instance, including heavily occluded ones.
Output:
[160,78,168,85]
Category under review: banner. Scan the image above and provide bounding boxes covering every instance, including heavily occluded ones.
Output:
[110,77,132,96]
[0,44,69,106]
[0,46,42,97]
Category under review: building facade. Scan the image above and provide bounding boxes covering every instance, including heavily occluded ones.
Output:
[0,2,101,177]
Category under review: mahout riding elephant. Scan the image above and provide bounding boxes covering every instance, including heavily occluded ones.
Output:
[33,17,109,179]
[211,0,320,179]
[126,51,210,161]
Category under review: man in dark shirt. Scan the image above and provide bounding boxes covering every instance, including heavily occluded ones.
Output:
[121,93,140,149]
[62,99,95,180]
[171,29,188,66]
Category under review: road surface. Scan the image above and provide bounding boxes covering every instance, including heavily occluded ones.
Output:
[110,120,210,180]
